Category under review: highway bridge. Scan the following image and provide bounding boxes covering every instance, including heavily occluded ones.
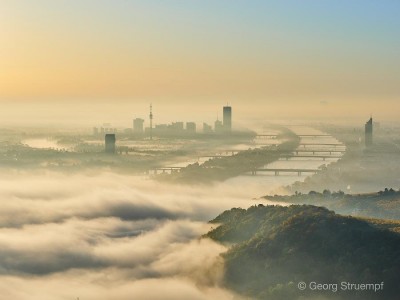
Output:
[150,166,183,174]
[299,143,344,147]
[298,134,331,137]
[280,154,342,161]
[256,134,278,139]
[293,149,345,155]
[251,168,320,176]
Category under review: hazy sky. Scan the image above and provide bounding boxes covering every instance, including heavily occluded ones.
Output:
[1,0,400,124]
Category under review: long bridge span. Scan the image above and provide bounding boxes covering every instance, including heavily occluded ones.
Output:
[250,168,320,176]
[280,154,341,161]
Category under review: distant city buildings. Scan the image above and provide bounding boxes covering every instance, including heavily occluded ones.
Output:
[365,117,373,148]
[133,118,145,134]
[93,125,116,136]
[170,122,184,131]
[186,122,196,133]
[203,123,212,134]
[105,134,116,154]
[214,119,223,134]
[154,124,168,130]
[149,121,192,136]
[94,104,234,139]
[124,128,132,134]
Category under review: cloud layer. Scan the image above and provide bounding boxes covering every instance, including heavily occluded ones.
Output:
[0,170,272,299]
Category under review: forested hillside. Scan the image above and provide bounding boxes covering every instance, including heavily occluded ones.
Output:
[265,189,400,220]
[207,205,400,300]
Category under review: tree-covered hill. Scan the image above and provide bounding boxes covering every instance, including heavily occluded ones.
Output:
[206,205,400,300]
[265,189,400,220]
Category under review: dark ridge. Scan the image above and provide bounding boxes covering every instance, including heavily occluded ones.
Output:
[206,205,400,300]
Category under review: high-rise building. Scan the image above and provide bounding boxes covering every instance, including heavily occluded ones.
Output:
[186,122,196,133]
[170,122,184,131]
[133,118,145,133]
[105,134,116,154]
[203,123,212,133]
[365,117,373,148]
[214,119,223,133]
[223,106,232,132]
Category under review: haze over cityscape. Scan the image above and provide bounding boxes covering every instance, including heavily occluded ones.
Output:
[1,0,400,124]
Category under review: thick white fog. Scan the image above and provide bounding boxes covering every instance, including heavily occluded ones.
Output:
[0,169,297,299]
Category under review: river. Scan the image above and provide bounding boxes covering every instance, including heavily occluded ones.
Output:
[162,126,344,196]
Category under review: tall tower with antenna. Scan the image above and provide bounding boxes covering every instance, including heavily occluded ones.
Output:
[149,104,153,140]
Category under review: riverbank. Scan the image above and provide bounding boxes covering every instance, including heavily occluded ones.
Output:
[288,125,400,194]
[156,129,300,184]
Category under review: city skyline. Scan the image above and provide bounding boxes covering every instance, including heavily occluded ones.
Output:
[94,105,233,136]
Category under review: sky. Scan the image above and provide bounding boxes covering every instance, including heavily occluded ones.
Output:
[1,0,400,125]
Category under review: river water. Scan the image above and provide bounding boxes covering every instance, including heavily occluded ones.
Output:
[22,138,70,151]
[164,126,344,197]
[21,127,344,197]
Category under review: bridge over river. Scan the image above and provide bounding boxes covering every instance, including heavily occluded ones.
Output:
[250,168,320,176]
[149,129,344,177]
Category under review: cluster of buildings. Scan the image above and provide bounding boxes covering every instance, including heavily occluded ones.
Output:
[101,105,233,153]
[212,106,232,134]
[131,105,232,136]
[93,123,117,136]
[139,121,197,136]
[104,112,375,154]
[95,105,232,138]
